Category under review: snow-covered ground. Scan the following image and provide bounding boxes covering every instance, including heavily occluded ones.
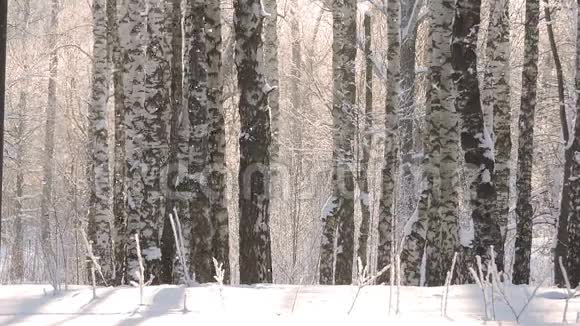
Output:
[0,283,578,325]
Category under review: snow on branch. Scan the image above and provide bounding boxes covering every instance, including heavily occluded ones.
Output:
[169,209,193,286]
[348,258,391,314]
[80,228,108,287]
[558,256,580,322]
[259,0,271,17]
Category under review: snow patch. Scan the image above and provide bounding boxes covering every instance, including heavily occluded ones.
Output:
[357,1,372,16]
[481,168,491,183]
[360,192,370,207]
[0,283,574,324]
[459,222,474,248]
[142,247,161,260]
[258,0,271,17]
[321,196,338,219]
[574,151,580,164]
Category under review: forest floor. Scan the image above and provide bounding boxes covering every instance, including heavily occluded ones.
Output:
[0,283,578,325]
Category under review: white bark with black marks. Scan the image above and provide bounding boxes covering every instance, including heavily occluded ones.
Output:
[119,0,147,282]
[88,0,112,284]
[377,0,400,284]
[424,0,460,286]
[206,0,231,283]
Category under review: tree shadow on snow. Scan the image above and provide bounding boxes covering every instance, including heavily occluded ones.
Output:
[48,287,118,326]
[0,288,80,325]
[114,286,187,326]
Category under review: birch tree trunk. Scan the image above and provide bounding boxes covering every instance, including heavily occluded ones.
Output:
[401,0,432,286]
[10,0,31,283]
[235,0,274,284]
[0,0,5,259]
[119,0,146,282]
[535,0,568,286]
[10,91,26,282]
[452,0,498,272]
[108,0,127,285]
[562,0,580,288]
[545,0,572,286]
[483,0,511,273]
[188,0,213,283]
[377,0,400,284]
[263,0,281,247]
[320,0,356,285]
[399,0,421,242]
[131,0,169,282]
[424,0,460,286]
[357,12,372,271]
[206,0,231,283]
[286,4,303,283]
[400,81,434,286]
[161,0,192,284]
[513,0,540,285]
[40,0,59,285]
[88,0,112,283]
[263,0,278,160]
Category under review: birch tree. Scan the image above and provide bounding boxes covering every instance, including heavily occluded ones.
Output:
[206,0,231,282]
[9,0,31,283]
[235,0,274,284]
[40,0,60,284]
[10,92,26,283]
[452,0,498,271]
[377,0,400,284]
[513,0,540,285]
[263,0,281,238]
[130,0,169,282]
[119,0,147,282]
[87,0,112,283]
[537,0,569,286]
[160,0,191,284]
[400,0,433,287]
[424,0,460,286]
[399,0,422,241]
[320,0,356,285]
[0,0,5,259]
[357,11,372,272]
[562,0,580,288]
[483,0,511,273]
[108,0,128,285]
[188,0,213,283]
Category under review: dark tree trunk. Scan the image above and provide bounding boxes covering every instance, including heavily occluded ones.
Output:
[513,0,540,285]
[357,12,372,272]
[483,0,511,274]
[320,0,357,285]
[546,0,571,286]
[452,0,498,272]
[562,0,580,288]
[161,0,191,284]
[235,0,274,284]
[188,0,213,283]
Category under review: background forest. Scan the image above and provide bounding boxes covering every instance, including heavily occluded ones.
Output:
[0,0,579,293]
